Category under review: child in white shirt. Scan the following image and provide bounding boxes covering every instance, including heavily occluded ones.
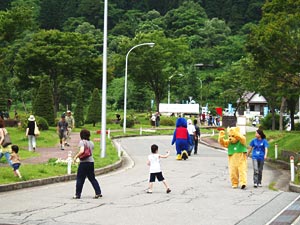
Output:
[146,144,171,194]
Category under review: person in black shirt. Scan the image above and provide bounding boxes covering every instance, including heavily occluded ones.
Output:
[57,115,68,150]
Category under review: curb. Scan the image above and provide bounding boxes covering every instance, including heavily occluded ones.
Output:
[0,159,123,192]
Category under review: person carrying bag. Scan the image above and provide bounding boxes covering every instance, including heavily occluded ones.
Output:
[0,119,13,167]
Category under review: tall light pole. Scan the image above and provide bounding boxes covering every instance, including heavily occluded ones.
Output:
[168,73,183,104]
[100,0,108,158]
[123,42,155,134]
[197,77,202,106]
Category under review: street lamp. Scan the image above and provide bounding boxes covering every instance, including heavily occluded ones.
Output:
[100,0,108,158]
[168,73,183,104]
[123,42,155,133]
[197,77,202,106]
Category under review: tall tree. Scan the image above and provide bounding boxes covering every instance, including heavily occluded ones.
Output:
[86,88,101,126]
[246,0,300,129]
[74,84,85,127]
[13,29,101,115]
[33,77,55,126]
[163,1,207,38]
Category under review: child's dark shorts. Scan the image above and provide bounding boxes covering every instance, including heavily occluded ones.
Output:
[12,163,21,171]
[149,172,164,182]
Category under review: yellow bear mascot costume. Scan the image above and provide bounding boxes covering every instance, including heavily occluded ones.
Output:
[218,127,247,189]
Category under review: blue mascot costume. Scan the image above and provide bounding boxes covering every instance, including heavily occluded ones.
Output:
[171,117,192,160]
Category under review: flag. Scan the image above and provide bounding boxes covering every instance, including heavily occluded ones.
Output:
[216,107,222,116]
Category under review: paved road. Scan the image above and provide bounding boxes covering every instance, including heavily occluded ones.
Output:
[0,136,299,225]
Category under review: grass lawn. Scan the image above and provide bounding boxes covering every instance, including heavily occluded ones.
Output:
[0,127,120,184]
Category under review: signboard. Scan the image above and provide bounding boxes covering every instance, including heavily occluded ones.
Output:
[159,103,199,114]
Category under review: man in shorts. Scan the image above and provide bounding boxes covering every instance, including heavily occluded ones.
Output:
[57,115,68,150]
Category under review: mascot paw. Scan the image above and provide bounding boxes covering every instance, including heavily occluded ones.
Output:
[219,130,225,137]
[181,150,188,160]
[176,154,182,160]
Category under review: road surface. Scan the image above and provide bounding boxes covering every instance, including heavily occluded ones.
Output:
[0,136,299,225]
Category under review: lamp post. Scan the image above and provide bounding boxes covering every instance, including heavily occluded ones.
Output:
[168,73,183,104]
[197,77,202,106]
[123,42,155,134]
[100,0,108,158]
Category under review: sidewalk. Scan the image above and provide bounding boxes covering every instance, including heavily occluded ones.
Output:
[22,132,81,164]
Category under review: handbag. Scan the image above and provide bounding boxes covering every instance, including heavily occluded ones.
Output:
[79,141,92,160]
[34,122,40,136]
[1,129,12,147]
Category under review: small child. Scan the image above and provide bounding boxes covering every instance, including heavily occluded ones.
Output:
[146,144,171,194]
[10,145,22,178]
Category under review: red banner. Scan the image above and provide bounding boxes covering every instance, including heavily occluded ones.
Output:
[216,107,222,116]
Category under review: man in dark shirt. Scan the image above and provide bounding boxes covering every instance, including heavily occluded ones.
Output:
[57,115,68,150]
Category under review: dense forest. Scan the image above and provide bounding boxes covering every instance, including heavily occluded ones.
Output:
[0,0,299,130]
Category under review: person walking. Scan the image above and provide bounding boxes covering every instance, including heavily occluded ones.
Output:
[187,119,196,156]
[65,110,75,146]
[73,129,102,199]
[247,129,269,188]
[150,114,156,128]
[0,119,12,167]
[146,144,171,194]
[155,112,161,127]
[193,119,201,154]
[25,115,38,151]
[10,145,22,178]
[57,115,68,150]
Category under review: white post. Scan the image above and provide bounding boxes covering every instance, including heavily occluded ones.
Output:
[108,129,110,139]
[290,156,295,182]
[211,129,215,136]
[67,151,72,175]
[275,144,278,159]
[140,127,142,135]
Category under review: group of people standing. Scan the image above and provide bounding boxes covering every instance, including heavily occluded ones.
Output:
[150,112,161,128]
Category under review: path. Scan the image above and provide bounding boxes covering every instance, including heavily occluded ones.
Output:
[22,132,82,164]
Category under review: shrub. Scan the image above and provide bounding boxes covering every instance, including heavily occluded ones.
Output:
[3,119,19,127]
[120,117,134,128]
[36,116,49,130]
[294,123,300,131]
[160,118,175,126]
[260,114,288,130]
[20,115,49,131]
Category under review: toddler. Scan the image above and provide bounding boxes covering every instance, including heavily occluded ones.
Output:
[10,145,22,178]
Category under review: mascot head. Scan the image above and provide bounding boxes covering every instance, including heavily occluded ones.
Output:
[227,127,242,144]
[176,117,187,128]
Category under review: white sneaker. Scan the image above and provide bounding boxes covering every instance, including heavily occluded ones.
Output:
[254,184,258,188]
[258,184,262,187]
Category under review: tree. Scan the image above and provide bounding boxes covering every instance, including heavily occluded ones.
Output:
[0,83,10,113]
[246,0,300,130]
[13,29,102,115]
[163,1,207,38]
[0,1,39,43]
[33,77,55,126]
[74,84,84,127]
[86,88,101,126]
